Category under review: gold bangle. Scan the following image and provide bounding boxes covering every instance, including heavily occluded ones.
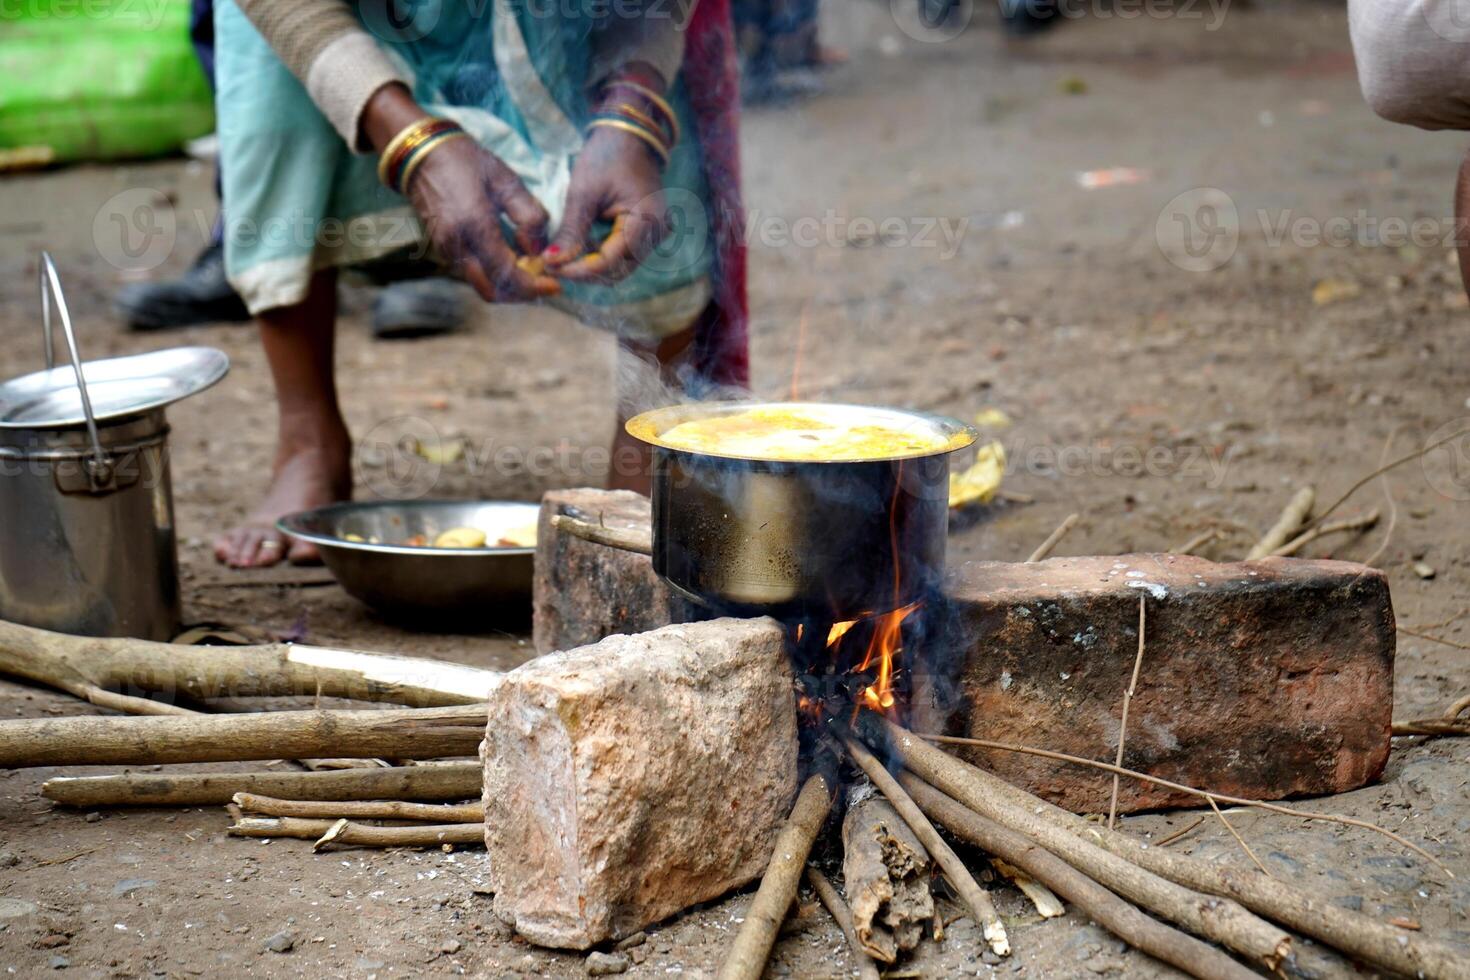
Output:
[604,80,680,144]
[587,118,670,165]
[609,102,670,143]
[376,117,453,188]
[398,130,471,193]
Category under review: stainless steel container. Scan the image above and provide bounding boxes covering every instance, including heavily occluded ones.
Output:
[0,255,228,640]
[626,402,977,620]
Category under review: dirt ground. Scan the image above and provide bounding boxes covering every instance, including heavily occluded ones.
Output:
[2,1,1469,977]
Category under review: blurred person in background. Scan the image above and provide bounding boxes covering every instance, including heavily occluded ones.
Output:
[210,0,749,567]
[114,0,471,338]
[732,0,846,103]
[1349,1,1470,304]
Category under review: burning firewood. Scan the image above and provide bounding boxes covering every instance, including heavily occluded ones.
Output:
[42,762,482,807]
[840,785,933,963]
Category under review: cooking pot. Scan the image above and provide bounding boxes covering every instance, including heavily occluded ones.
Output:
[624,401,976,620]
[0,255,228,640]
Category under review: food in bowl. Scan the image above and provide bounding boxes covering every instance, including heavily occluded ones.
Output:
[433,527,488,548]
[655,405,952,462]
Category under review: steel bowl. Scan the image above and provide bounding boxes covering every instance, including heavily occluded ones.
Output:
[626,401,977,621]
[278,500,538,626]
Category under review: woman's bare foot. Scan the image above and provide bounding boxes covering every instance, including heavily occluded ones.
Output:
[215,427,351,568]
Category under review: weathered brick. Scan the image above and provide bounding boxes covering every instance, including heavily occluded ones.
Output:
[532,489,697,654]
[918,554,1395,813]
[482,618,799,949]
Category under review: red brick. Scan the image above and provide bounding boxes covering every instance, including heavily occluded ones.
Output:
[532,489,697,654]
[920,554,1395,813]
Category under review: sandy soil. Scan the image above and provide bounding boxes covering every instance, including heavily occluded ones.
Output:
[1,1,1468,977]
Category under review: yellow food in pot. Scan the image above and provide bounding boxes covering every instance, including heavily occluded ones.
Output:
[433,527,488,548]
[657,407,950,462]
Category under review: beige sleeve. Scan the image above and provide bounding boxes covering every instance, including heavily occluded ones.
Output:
[235,0,407,150]
[588,0,700,90]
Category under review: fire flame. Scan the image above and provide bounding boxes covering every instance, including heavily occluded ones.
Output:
[822,600,921,717]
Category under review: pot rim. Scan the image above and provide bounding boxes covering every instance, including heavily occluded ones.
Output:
[625,400,977,464]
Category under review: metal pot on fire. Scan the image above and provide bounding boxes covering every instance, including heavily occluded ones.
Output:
[623,401,977,620]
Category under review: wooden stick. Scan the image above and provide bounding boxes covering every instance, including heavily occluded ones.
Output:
[233,793,482,822]
[1108,596,1146,829]
[991,858,1065,918]
[550,515,653,556]
[42,762,482,807]
[1027,513,1080,563]
[887,722,1469,980]
[1169,529,1220,556]
[919,732,1447,875]
[842,736,1009,956]
[806,867,881,980]
[841,789,933,962]
[228,816,483,849]
[0,617,498,709]
[898,774,1259,980]
[0,705,485,768]
[1393,694,1470,738]
[1305,425,1470,533]
[1206,797,1270,877]
[883,727,1295,972]
[1155,816,1206,848]
[1397,627,1470,652]
[715,774,832,980]
[1246,486,1314,559]
[1268,510,1379,558]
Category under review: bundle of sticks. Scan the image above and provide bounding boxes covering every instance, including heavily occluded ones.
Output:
[3,619,1468,979]
[715,717,1470,980]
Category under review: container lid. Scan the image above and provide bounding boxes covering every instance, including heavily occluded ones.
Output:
[0,347,229,429]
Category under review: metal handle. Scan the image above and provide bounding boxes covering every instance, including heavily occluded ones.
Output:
[39,252,113,488]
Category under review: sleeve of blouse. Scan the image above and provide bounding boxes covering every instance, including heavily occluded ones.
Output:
[587,0,701,91]
[235,0,409,150]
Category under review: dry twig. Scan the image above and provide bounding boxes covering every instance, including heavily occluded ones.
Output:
[1393,695,1470,738]
[842,737,1009,956]
[1027,513,1080,563]
[888,722,1468,979]
[1246,486,1314,559]
[716,774,833,980]
[43,762,481,807]
[805,867,881,980]
[1169,529,1221,556]
[1305,425,1470,532]
[550,514,653,555]
[1108,596,1146,829]
[1206,797,1270,877]
[1155,816,1206,848]
[232,793,481,823]
[917,732,1447,876]
[1268,510,1379,558]
[899,774,1259,980]
[228,816,482,849]
[1398,627,1470,652]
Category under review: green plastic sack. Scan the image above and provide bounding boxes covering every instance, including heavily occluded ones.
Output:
[0,0,214,163]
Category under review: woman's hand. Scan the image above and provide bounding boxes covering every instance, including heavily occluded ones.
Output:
[362,83,558,302]
[543,122,670,283]
[407,138,560,301]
